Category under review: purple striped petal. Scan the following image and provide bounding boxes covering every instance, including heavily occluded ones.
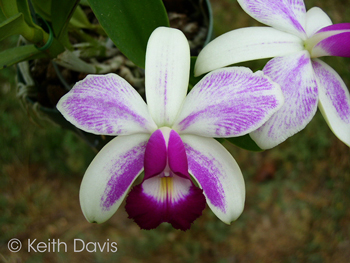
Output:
[313,59,350,146]
[144,129,167,179]
[237,0,307,39]
[250,51,319,149]
[145,27,190,127]
[80,134,149,223]
[173,67,284,137]
[125,175,206,231]
[57,74,157,135]
[310,24,350,58]
[182,135,245,224]
[305,7,332,37]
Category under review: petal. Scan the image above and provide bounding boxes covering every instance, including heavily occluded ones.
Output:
[168,130,189,178]
[57,74,157,135]
[310,24,350,58]
[173,67,284,137]
[125,175,206,231]
[144,128,189,179]
[80,133,149,223]
[313,59,350,146]
[182,135,245,224]
[144,129,167,179]
[145,27,190,127]
[237,0,306,39]
[250,51,319,149]
[305,7,332,37]
[195,27,304,76]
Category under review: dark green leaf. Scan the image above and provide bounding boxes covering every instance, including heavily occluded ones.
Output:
[17,0,39,28]
[88,0,169,68]
[31,0,51,21]
[70,5,94,29]
[51,0,79,39]
[226,135,263,152]
[0,0,19,18]
[0,5,7,23]
[0,45,46,69]
[0,13,34,42]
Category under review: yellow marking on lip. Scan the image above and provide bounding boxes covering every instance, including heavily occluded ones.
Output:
[160,177,173,201]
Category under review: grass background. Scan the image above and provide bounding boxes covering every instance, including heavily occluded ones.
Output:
[1,0,350,262]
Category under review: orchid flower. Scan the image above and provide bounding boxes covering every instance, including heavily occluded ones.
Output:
[57,27,284,230]
[195,0,350,149]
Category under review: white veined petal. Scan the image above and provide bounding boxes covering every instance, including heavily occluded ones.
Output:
[174,67,284,137]
[145,27,190,127]
[57,74,157,135]
[195,27,303,76]
[250,51,319,149]
[237,0,307,39]
[305,7,333,37]
[313,59,350,146]
[182,135,245,224]
[80,133,149,223]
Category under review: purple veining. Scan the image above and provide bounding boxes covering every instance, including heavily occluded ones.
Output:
[59,74,154,135]
[184,143,226,212]
[175,69,282,136]
[313,60,350,123]
[100,141,147,210]
[241,0,306,35]
[260,51,318,140]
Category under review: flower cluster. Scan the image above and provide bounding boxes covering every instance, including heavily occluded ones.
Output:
[57,0,349,230]
[196,0,350,149]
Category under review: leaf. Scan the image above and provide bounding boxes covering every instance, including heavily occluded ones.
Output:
[0,5,7,23]
[87,0,169,68]
[0,13,36,42]
[51,0,79,39]
[16,0,39,28]
[31,0,51,22]
[226,135,263,152]
[69,5,93,29]
[0,0,19,18]
[0,44,46,69]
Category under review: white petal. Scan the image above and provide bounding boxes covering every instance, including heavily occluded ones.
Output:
[80,133,149,223]
[195,27,303,76]
[250,51,319,149]
[182,135,245,224]
[173,67,284,137]
[305,7,333,37]
[237,0,307,39]
[145,27,190,127]
[313,59,350,146]
[57,74,157,135]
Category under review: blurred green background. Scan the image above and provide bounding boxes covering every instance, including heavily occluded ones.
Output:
[1,0,350,262]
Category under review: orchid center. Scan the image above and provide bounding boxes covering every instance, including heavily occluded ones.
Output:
[125,126,206,230]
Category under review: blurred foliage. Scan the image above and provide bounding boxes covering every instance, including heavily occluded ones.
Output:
[1,0,350,262]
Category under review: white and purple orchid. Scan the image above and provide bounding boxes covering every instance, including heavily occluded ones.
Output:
[57,27,284,230]
[195,0,350,149]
